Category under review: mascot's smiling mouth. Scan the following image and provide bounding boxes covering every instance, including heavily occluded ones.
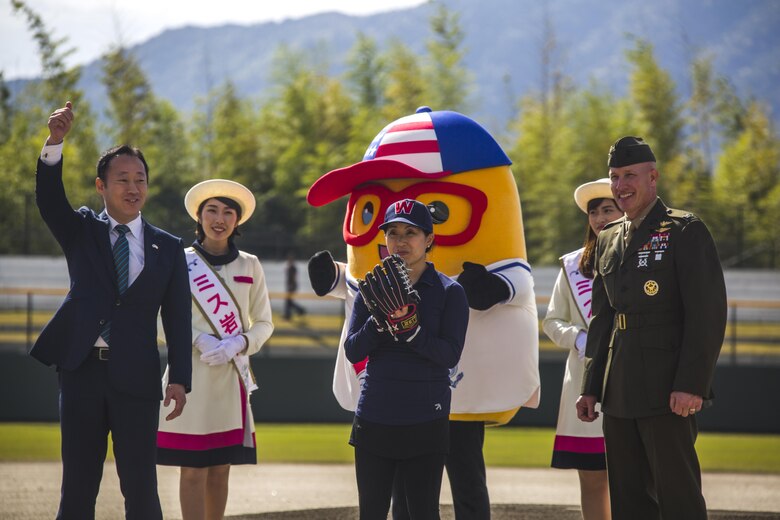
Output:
[378,244,390,259]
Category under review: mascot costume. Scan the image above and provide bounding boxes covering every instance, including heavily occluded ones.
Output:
[307,107,540,517]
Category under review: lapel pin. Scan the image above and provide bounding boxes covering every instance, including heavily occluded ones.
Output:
[152,244,159,250]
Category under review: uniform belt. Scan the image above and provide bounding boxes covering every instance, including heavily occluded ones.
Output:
[91,347,109,361]
[615,311,678,330]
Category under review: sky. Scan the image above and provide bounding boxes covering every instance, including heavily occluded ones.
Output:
[1,0,425,80]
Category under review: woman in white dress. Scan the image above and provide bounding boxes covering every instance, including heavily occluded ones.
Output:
[543,178,622,520]
[157,179,273,520]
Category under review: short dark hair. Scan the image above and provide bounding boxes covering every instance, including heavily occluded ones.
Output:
[195,196,243,242]
[96,145,149,181]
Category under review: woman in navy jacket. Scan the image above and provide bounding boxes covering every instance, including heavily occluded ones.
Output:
[345,198,469,519]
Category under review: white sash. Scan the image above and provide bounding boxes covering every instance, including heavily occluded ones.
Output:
[560,248,593,326]
[185,248,257,394]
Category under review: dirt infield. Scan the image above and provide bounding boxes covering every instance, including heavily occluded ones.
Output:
[234,506,780,520]
[1,462,778,519]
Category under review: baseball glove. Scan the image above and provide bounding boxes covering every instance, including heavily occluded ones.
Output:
[358,254,421,341]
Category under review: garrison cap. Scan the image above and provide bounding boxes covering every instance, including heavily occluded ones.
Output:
[608,136,656,168]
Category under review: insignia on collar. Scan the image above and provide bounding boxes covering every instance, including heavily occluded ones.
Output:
[659,220,672,227]
[655,227,670,233]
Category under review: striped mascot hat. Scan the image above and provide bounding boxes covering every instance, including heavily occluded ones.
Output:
[306,106,511,207]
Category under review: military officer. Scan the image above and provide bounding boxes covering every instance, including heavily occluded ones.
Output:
[576,136,727,520]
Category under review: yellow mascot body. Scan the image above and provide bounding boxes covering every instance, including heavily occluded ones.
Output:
[308,107,539,424]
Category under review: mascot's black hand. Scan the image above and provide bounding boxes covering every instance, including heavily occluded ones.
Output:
[457,261,510,311]
[308,250,336,297]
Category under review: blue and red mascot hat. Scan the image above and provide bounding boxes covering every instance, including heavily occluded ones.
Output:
[306,106,511,207]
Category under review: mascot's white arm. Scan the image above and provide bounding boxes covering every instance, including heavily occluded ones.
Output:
[329,266,362,411]
[450,257,540,419]
[487,258,535,308]
[325,262,348,300]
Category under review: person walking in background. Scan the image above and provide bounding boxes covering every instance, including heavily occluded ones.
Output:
[544,178,621,520]
[576,137,727,520]
[345,199,469,519]
[31,101,192,519]
[284,252,306,320]
[156,179,274,520]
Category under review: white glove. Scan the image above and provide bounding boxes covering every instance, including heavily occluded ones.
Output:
[575,330,587,360]
[194,333,221,354]
[200,335,246,366]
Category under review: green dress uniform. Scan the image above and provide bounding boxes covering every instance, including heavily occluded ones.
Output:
[582,197,727,519]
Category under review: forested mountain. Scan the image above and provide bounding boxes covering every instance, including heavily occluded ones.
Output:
[9,0,780,134]
[3,0,779,267]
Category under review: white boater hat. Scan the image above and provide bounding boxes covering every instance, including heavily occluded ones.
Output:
[573,178,613,214]
[184,179,256,225]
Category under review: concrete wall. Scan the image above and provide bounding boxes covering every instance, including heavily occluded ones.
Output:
[2,352,776,433]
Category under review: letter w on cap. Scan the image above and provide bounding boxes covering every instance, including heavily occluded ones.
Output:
[395,200,415,214]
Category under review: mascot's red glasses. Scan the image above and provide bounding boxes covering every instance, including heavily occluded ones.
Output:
[343,181,488,247]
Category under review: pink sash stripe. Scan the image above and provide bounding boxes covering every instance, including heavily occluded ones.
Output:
[553,435,606,454]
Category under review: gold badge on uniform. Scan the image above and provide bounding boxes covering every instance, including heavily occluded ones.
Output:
[644,280,659,296]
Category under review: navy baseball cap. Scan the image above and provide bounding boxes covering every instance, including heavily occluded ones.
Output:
[379,199,434,234]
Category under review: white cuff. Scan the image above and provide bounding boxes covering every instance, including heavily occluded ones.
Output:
[575,330,587,360]
[41,141,63,165]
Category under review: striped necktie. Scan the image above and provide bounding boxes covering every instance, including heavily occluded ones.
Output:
[99,224,130,344]
[113,225,130,294]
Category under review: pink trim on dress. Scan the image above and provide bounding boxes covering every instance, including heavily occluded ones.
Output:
[157,428,244,450]
[553,435,606,454]
[158,373,255,451]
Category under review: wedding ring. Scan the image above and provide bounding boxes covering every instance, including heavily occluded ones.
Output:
[689,408,696,413]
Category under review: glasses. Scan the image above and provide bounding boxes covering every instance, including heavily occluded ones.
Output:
[343,181,488,247]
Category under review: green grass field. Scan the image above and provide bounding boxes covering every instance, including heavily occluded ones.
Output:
[1,423,778,474]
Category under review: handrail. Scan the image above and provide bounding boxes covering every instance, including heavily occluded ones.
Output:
[0,287,336,301]
[2,287,779,361]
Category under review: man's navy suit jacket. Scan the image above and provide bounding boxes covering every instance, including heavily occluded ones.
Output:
[31,158,192,400]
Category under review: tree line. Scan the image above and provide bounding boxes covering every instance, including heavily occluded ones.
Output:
[2,1,778,268]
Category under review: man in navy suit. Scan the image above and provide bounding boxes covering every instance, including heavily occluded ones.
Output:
[32,101,192,519]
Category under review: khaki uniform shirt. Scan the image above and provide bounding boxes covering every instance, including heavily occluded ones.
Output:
[582,198,727,418]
